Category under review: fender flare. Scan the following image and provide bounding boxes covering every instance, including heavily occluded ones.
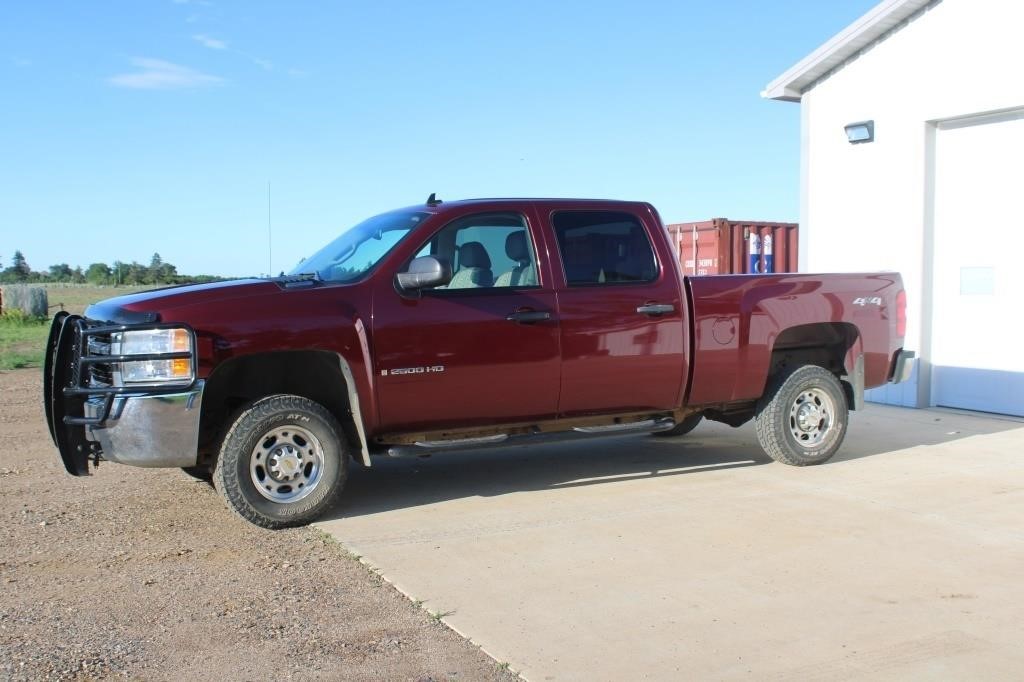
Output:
[842,335,865,411]
[337,354,372,467]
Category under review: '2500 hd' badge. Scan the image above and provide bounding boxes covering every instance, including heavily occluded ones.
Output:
[381,366,445,376]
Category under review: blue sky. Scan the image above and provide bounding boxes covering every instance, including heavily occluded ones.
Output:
[1,1,878,277]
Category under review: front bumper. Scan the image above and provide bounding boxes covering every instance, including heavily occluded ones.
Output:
[83,383,204,467]
[44,312,203,475]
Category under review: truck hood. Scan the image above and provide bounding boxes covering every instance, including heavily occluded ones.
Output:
[85,278,281,324]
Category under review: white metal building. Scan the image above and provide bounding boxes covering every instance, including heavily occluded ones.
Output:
[763,0,1024,416]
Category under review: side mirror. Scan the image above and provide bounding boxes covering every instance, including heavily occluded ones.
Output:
[395,255,452,295]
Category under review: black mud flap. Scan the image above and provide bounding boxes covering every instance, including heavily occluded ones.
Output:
[44,314,92,476]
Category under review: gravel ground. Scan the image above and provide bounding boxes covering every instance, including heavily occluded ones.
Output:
[0,369,519,681]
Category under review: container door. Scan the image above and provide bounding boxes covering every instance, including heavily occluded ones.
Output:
[548,209,686,415]
[681,225,723,275]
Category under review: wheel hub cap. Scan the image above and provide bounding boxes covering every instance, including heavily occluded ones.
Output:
[269,446,302,480]
[789,387,835,448]
[796,403,822,432]
[250,425,324,503]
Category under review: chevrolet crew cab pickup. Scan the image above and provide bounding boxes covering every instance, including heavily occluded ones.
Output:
[45,197,914,528]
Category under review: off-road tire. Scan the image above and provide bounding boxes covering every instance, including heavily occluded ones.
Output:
[652,413,703,438]
[754,365,848,466]
[213,394,348,529]
[181,465,213,483]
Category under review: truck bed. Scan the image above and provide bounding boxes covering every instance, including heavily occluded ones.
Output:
[685,272,904,407]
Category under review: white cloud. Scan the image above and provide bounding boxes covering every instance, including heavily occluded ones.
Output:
[189,33,274,72]
[249,55,273,71]
[108,58,223,90]
[192,33,227,50]
[227,46,273,71]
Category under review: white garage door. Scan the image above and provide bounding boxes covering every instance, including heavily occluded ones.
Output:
[932,111,1024,416]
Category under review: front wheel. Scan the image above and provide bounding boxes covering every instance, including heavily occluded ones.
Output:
[754,365,848,466]
[214,395,348,529]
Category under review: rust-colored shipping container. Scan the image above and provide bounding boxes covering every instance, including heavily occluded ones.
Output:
[665,219,799,276]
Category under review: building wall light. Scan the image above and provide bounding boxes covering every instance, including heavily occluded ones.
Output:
[845,120,875,144]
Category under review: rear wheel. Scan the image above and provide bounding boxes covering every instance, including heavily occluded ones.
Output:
[652,413,703,438]
[213,394,348,529]
[755,365,848,466]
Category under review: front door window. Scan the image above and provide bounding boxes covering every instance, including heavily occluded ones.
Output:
[415,212,540,290]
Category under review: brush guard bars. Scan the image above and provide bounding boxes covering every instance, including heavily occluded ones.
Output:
[44,312,203,475]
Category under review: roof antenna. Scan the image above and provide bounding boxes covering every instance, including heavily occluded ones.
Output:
[426,192,442,206]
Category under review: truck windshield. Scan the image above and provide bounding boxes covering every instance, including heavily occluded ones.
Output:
[290,209,428,283]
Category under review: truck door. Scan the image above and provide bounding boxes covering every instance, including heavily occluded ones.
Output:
[547,207,686,415]
[372,208,561,433]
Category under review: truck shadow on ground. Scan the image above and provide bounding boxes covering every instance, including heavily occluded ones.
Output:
[329,431,769,520]
[324,406,1024,521]
[828,405,1024,463]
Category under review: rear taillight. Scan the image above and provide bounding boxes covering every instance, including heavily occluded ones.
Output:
[895,289,907,338]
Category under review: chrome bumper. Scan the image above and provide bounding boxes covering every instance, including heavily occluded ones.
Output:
[890,349,916,384]
[84,381,205,468]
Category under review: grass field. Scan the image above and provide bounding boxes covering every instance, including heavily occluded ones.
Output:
[0,285,153,370]
[0,317,48,370]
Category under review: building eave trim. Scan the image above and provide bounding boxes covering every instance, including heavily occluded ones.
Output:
[761,0,932,102]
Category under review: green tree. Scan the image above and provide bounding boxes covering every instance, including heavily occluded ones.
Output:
[158,261,177,283]
[48,263,73,281]
[123,262,145,285]
[148,253,163,284]
[0,250,31,282]
[12,251,30,278]
[85,263,111,285]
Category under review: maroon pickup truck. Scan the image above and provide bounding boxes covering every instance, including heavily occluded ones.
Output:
[45,197,914,528]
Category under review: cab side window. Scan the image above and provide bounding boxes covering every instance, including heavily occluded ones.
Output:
[417,213,539,290]
[552,211,658,286]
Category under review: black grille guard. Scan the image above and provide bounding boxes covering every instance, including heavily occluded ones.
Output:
[44,313,198,476]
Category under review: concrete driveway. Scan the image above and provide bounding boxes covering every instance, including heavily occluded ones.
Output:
[317,405,1024,680]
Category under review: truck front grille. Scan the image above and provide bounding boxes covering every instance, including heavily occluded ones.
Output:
[86,333,114,388]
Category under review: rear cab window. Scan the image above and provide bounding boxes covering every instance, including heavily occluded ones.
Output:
[551,211,659,286]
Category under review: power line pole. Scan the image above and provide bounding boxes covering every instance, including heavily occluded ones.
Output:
[267,181,273,276]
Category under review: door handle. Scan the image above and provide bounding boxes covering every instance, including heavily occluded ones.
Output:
[636,303,674,316]
[506,310,552,324]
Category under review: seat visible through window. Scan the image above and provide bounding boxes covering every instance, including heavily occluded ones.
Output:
[413,212,537,291]
[446,241,493,289]
[494,231,537,287]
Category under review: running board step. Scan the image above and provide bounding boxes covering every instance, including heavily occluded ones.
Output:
[382,417,676,458]
[573,418,671,434]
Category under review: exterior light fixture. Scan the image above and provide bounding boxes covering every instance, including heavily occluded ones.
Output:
[844,120,874,144]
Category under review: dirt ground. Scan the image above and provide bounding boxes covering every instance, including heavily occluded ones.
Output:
[0,369,519,681]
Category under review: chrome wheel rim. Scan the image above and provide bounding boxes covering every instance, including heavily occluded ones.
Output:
[789,387,835,448]
[249,425,324,503]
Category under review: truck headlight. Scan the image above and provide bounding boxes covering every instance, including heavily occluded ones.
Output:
[112,328,194,385]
